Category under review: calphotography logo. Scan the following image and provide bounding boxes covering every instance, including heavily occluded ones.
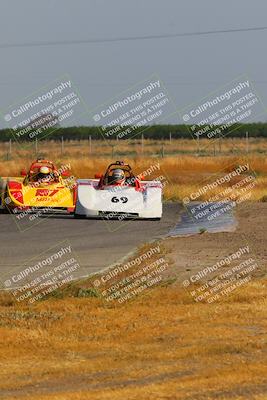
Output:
[89,74,177,141]
[181,162,257,228]
[0,242,81,305]
[182,241,259,304]
[91,243,171,303]
[0,75,89,146]
[179,75,267,145]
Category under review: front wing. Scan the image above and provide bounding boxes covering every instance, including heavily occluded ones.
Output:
[5,180,75,211]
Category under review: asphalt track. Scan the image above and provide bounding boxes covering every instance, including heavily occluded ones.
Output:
[0,203,181,286]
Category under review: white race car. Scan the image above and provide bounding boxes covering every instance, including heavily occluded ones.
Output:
[74,161,162,220]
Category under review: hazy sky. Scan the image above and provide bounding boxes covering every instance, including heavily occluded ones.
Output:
[0,0,267,126]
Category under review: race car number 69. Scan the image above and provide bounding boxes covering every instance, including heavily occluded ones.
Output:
[111,196,128,203]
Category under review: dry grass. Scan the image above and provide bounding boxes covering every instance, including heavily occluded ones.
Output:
[0,277,266,399]
[1,138,267,201]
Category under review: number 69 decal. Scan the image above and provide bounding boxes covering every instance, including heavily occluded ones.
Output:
[111,196,128,203]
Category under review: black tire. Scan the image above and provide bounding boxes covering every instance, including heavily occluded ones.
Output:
[74,213,86,219]
[0,182,8,213]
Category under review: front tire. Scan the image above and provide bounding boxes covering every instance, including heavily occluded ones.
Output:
[0,183,9,213]
[74,213,86,219]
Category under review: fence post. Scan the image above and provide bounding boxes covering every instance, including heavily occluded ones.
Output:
[89,135,92,154]
[161,144,165,158]
[219,135,222,154]
[61,136,64,156]
[8,139,12,159]
[35,138,38,157]
[141,133,144,154]
[6,139,11,160]
[246,131,249,153]
[196,134,200,156]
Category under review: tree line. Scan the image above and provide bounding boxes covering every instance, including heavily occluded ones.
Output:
[0,123,266,141]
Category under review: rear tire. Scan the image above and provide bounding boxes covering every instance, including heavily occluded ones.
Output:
[0,207,9,214]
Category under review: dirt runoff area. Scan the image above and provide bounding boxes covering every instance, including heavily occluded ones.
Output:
[163,202,267,291]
